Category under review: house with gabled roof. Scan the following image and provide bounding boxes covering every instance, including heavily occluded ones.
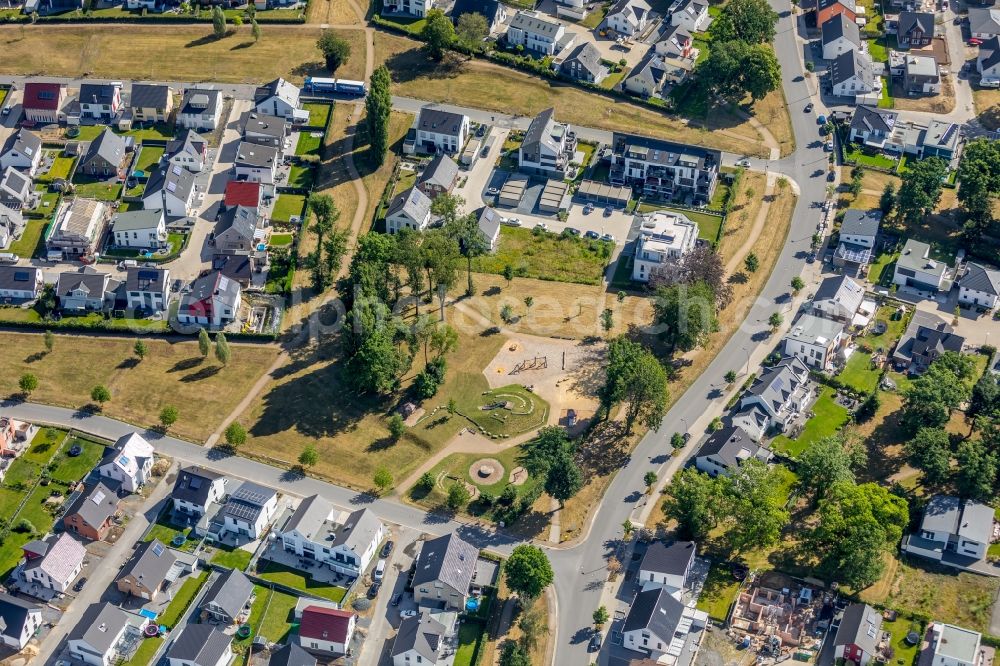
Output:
[125,266,170,313]
[216,205,267,257]
[67,602,134,666]
[0,202,25,251]
[849,106,897,149]
[518,108,575,179]
[234,142,279,197]
[812,274,866,322]
[177,271,242,329]
[694,425,772,477]
[810,0,857,27]
[299,605,356,655]
[56,266,119,312]
[224,180,264,209]
[166,624,234,666]
[79,128,130,179]
[450,0,507,32]
[278,494,385,577]
[391,613,449,666]
[892,310,964,374]
[560,42,609,84]
[129,83,173,124]
[822,13,862,60]
[413,533,479,610]
[406,107,470,156]
[830,49,881,104]
[78,82,122,122]
[17,533,86,594]
[0,592,42,650]
[0,167,34,212]
[970,6,1000,40]
[62,481,120,542]
[143,164,197,218]
[637,540,696,593]
[606,0,654,36]
[417,153,459,198]
[97,431,154,493]
[896,11,934,48]
[211,480,278,540]
[22,82,66,124]
[386,186,433,235]
[269,642,317,666]
[0,265,42,300]
[826,603,882,666]
[902,495,995,569]
[116,538,178,601]
[477,206,501,252]
[624,51,671,98]
[0,129,43,177]
[177,88,223,131]
[732,357,813,440]
[172,465,227,520]
[834,211,880,273]
[959,262,1000,310]
[165,130,208,173]
[622,585,708,660]
[670,0,708,31]
[254,78,306,124]
[111,208,166,250]
[507,10,575,56]
[201,567,255,625]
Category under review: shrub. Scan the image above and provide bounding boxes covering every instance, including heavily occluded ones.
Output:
[13,519,35,534]
[417,472,435,492]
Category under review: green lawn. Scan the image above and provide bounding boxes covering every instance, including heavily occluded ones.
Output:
[295,131,323,157]
[257,590,299,643]
[869,251,899,287]
[838,352,881,394]
[0,487,24,521]
[877,78,894,110]
[72,176,123,201]
[882,617,923,666]
[135,145,165,172]
[770,386,851,457]
[158,570,209,628]
[23,428,64,466]
[269,233,294,247]
[8,219,50,258]
[454,619,487,666]
[25,190,60,219]
[145,521,197,551]
[844,143,897,170]
[256,560,347,603]
[3,459,41,487]
[599,70,626,91]
[271,194,306,223]
[50,436,106,483]
[233,586,270,653]
[38,155,76,183]
[210,544,253,570]
[580,4,608,28]
[66,125,110,141]
[303,102,332,129]
[470,227,613,285]
[287,165,314,190]
[125,124,175,141]
[121,637,163,666]
[16,484,59,538]
[696,562,741,622]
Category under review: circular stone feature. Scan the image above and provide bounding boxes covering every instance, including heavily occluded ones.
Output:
[468,458,504,485]
[509,466,528,486]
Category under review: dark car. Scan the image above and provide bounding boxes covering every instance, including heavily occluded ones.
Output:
[565,227,580,236]
[804,102,814,113]
[391,593,402,607]
[68,445,82,457]
[603,206,614,217]
[475,124,487,137]
[367,581,382,599]
[584,230,600,239]
[588,632,603,652]
[73,577,87,592]
[381,540,394,558]
[827,170,836,181]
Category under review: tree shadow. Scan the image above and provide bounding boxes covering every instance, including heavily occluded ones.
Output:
[383,48,468,85]
[168,357,204,373]
[185,34,224,49]
[24,352,46,364]
[230,40,256,51]
[180,365,222,382]
[117,358,139,370]
[289,60,328,80]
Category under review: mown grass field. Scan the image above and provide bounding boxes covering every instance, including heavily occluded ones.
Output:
[471,227,612,285]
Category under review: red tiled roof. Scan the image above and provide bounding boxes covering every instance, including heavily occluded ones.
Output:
[299,606,354,643]
[224,181,261,208]
[23,83,63,111]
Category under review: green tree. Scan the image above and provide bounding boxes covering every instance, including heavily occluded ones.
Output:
[342,298,411,394]
[18,373,37,397]
[670,432,686,449]
[422,8,455,60]
[744,252,760,273]
[520,426,572,475]
[644,470,658,490]
[896,156,948,226]
[499,641,531,666]
[906,427,952,485]
[198,328,211,358]
[880,181,897,217]
[902,353,973,433]
[133,339,148,361]
[662,468,724,540]
[653,281,719,352]
[387,413,406,440]
[524,295,534,311]
[502,263,515,287]
[504,545,554,599]
[232,14,243,29]
[724,369,738,384]
[159,405,178,431]
[298,444,319,469]
[697,40,781,103]
[365,65,392,166]
[500,303,514,323]
[416,471,435,492]
[446,481,471,509]
[796,435,856,503]
[374,467,394,493]
[456,11,488,47]
[317,30,352,73]
[250,18,261,42]
[599,337,669,434]
[43,330,54,354]
[215,332,231,366]
[768,311,783,330]
[955,439,997,500]
[956,139,1000,242]
[545,452,582,506]
[790,276,805,294]
[224,422,247,450]
[443,205,489,296]
[711,0,778,43]
[601,308,614,335]
[622,519,635,540]
[91,385,111,407]
[211,4,226,38]
[724,459,789,553]
[593,606,610,627]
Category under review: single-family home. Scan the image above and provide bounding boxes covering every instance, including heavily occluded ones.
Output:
[892,310,965,374]
[165,130,209,173]
[622,585,708,660]
[519,108,575,179]
[783,313,847,370]
[56,267,119,313]
[0,167,34,211]
[212,481,278,540]
[172,465,227,519]
[893,239,951,293]
[559,42,610,84]
[78,82,122,122]
[383,0,433,17]
[278,494,385,576]
[392,613,452,666]
[608,132,720,205]
[959,262,1000,310]
[177,88,223,132]
[506,11,574,56]
[670,0,708,31]
[254,78,306,123]
[413,533,479,610]
[921,120,961,160]
[901,53,940,94]
[234,142,278,197]
[177,271,242,329]
[299,606,356,655]
[828,603,882,666]
[143,164,197,219]
[78,128,129,179]
[830,49,881,103]
[849,106,897,149]
[417,153,459,198]
[97,432,155,493]
[451,0,507,32]
[215,205,266,256]
[637,540,696,593]
[18,533,86,594]
[34,0,86,15]
[834,210,880,272]
[62,482,120,542]
[67,602,133,666]
[166,624,234,666]
[46,198,108,258]
[812,274,866,323]
[896,11,934,48]
[902,495,994,570]
[0,265,43,300]
[969,6,1000,40]
[125,266,170,313]
[813,0,857,27]
[694,425,772,477]
[111,208,166,249]
[0,202,25,250]
[655,23,697,62]
[406,107,470,156]
[477,206,502,252]
[201,568,255,625]
[224,180,264,210]
[0,129,43,177]
[606,0,653,36]
[631,210,699,282]
[269,643,317,666]
[129,84,173,124]
[22,82,67,125]
[385,186,433,234]
[212,253,254,288]
[623,52,670,98]
[926,623,990,666]
[116,538,177,601]
[732,357,812,441]
[822,14,862,60]
[0,593,42,650]
[241,112,288,150]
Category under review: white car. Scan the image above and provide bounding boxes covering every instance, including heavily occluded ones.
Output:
[502,217,522,227]
[534,222,549,232]
[736,158,751,167]
[400,609,418,618]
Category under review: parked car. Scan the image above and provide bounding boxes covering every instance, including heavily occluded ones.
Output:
[583,202,594,214]
[503,217,522,227]
[824,141,833,152]
[367,581,382,598]
[584,230,600,239]
[534,222,549,232]
[475,125,487,137]
[736,158,751,167]
[487,187,500,195]
[565,227,580,236]
[73,577,87,592]
[601,233,615,243]
[400,609,418,619]
[381,541,394,558]
[804,102,814,113]
[969,37,983,45]
[603,206,613,217]
[374,559,386,581]
[588,632,602,652]
[391,593,402,607]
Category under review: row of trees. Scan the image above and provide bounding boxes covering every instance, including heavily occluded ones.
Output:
[210,5,261,42]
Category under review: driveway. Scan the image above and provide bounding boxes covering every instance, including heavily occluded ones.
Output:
[454,126,510,215]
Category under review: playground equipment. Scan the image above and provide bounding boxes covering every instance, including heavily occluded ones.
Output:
[509,356,547,374]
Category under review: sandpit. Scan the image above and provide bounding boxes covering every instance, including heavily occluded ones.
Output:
[469,458,505,485]
[509,466,528,486]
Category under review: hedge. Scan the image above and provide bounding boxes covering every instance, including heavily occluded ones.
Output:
[0,10,304,24]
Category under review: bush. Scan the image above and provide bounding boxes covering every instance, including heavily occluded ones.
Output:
[417,472,435,492]
[13,519,35,534]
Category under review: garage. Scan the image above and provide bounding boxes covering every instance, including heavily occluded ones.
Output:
[538,179,570,214]
[576,180,632,208]
[498,177,528,208]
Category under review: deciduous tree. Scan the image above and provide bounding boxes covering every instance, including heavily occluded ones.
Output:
[317,31,352,73]
[18,373,37,397]
[224,422,247,450]
[215,332,231,366]
[211,5,226,38]
[599,337,669,434]
[662,468,724,540]
[422,8,455,60]
[653,281,719,352]
[906,427,952,485]
[91,385,111,407]
[955,439,997,500]
[159,405,178,431]
[456,11,488,47]
[896,156,948,226]
[710,0,778,43]
[544,451,582,506]
[504,545,554,599]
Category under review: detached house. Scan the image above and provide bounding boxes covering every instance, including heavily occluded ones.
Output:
[143,164,197,218]
[242,112,288,150]
[234,142,279,197]
[279,494,385,577]
[254,78,306,124]
[849,106,897,149]
[177,271,242,329]
[783,313,847,370]
[172,465,227,520]
[892,310,965,374]
[922,120,961,160]
[902,495,994,568]
[632,210,698,282]
[216,205,267,256]
[927,623,990,666]
[177,88,223,132]
[507,11,574,56]
[670,0,708,32]
[129,84,173,124]
[830,49,881,103]
[47,198,108,258]
[559,42,610,84]
[0,202,25,250]
[18,533,86,594]
[111,208,166,249]
[201,568,255,625]
[899,53,940,94]
[694,425,772,477]
[732,357,812,441]
[0,265,43,300]
[829,603,882,666]
[0,167,33,211]
[63,482,120,542]
[413,533,479,610]
[78,128,129,179]
[451,0,507,32]
[812,274,866,323]
[606,0,654,36]
[391,614,449,666]
[476,206,501,252]
[117,539,177,601]
[78,82,122,122]
[166,624,234,666]
[893,238,951,293]
[68,602,133,666]
[270,643,317,666]
[417,153,459,199]
[212,481,278,540]
[385,187,433,234]
[56,267,119,313]
[637,540,696,594]
[165,130,209,173]
[125,266,170,313]
[834,210,880,273]
[383,0,433,17]
[299,606,356,655]
[22,82,66,125]
[624,52,671,98]
[622,586,708,661]
[896,11,934,48]
[969,7,1000,40]
[608,132,720,204]
[822,14,862,60]
[0,129,43,177]
[813,0,857,27]
[959,262,1000,310]
[0,593,42,650]
[97,432,155,493]
[406,107,470,155]
[519,108,575,179]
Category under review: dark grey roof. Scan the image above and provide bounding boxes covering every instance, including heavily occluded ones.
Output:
[68,602,129,653]
[82,129,127,169]
[180,271,242,313]
[697,425,769,468]
[78,83,118,107]
[477,206,501,241]
[850,106,896,135]
[201,568,254,620]
[56,267,112,299]
[744,357,809,412]
[612,132,721,171]
[655,23,693,58]
[166,623,233,665]
[386,186,432,222]
[0,266,39,293]
[165,130,208,158]
[830,49,874,87]
[2,129,42,161]
[212,253,253,283]
[223,481,276,523]
[242,112,287,139]
[172,465,224,506]
[218,205,260,244]
[639,541,696,577]
[969,7,1000,36]
[1,167,31,199]
[179,88,221,117]
[145,163,196,203]
[962,262,1000,296]
[418,153,459,190]
[413,533,479,594]
[391,614,446,661]
[822,13,860,47]
[129,84,171,110]
[126,266,169,295]
[253,78,299,107]
[417,107,467,138]
[921,494,961,533]
[840,209,881,237]
[833,603,881,655]
[118,538,177,589]
[451,0,501,24]
[112,209,162,233]
[898,11,934,38]
[623,586,685,640]
[269,642,317,666]
[235,141,278,168]
[0,592,40,641]
[64,481,118,529]
[522,108,560,157]
[561,42,606,77]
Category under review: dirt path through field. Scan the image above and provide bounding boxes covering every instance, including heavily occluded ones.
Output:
[724,172,779,275]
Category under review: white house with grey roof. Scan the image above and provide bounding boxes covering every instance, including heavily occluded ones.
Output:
[201,568,255,625]
[0,592,42,650]
[559,42,609,84]
[212,481,278,540]
[783,313,847,370]
[518,108,575,178]
[0,265,42,300]
[177,271,242,328]
[830,49,881,103]
[477,206,501,252]
[670,0,708,32]
[623,51,671,98]
[694,425,772,477]
[413,533,479,610]
[242,112,289,150]
[0,129,43,177]
[111,208,166,249]
[606,0,653,36]
[0,201,26,250]
[116,538,178,601]
[385,186,433,235]
[56,266,119,312]
[67,602,134,665]
[177,88,223,131]
[125,266,170,313]
[234,142,279,196]
[98,432,154,493]
[0,167,34,211]
[278,494,385,577]
[959,262,1000,310]
[893,239,951,293]
[979,36,1000,87]
[507,11,575,56]
[849,106,897,149]
[78,82,122,123]
[391,613,450,666]
[143,164,197,219]
[416,153,459,198]
[732,357,812,441]
[811,275,866,323]
[969,6,1000,40]
[632,210,698,282]
[834,210,880,271]
[172,465,227,520]
[637,540,696,593]
[406,107,470,155]
[166,624,234,666]
[254,78,307,124]
[902,495,995,570]
[17,533,85,594]
[622,585,707,660]
[822,13,862,60]
[927,622,989,666]
[166,130,208,173]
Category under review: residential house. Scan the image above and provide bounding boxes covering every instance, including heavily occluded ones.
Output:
[56,267,119,312]
[67,603,133,666]
[78,128,129,179]
[519,108,575,178]
[22,82,67,124]
[269,643,317,666]
[241,112,287,150]
[177,88,223,132]
[413,533,479,610]
[921,120,961,160]
[897,11,934,48]
[812,274,866,323]
[111,209,166,249]
[212,254,254,288]
[694,425,772,477]
[507,12,575,57]
[224,180,264,210]
[606,0,653,36]
[927,623,990,666]
[129,84,173,124]
[0,593,42,650]
[125,266,170,313]
[215,205,266,256]
[813,0,857,27]
[608,132,720,204]
[406,107,470,155]
[383,0,433,17]
[830,49,881,103]
[234,142,278,197]
[829,603,882,666]
[834,211,880,273]
[0,418,35,461]
[417,153,459,198]
[893,239,951,293]
[822,14,862,60]
[201,568,255,625]
[881,117,929,156]
[901,53,940,94]
[902,495,994,570]
[0,266,43,300]
[33,0,87,16]
[848,106,897,149]
[559,42,609,84]
[172,465,227,520]
[78,82,122,122]
[623,52,671,98]
[477,206,502,252]
[391,613,449,666]
[177,271,242,329]
[959,262,1000,310]
[97,431,155,493]
[622,585,708,660]
[212,481,278,540]
[254,78,306,123]
[980,39,1000,89]
[892,310,965,374]
[783,313,847,370]
[0,129,43,177]
[654,23,697,63]
[44,196,108,257]
[116,539,177,601]
[732,357,812,441]
[969,6,1000,40]
[637,541,696,593]
[385,187,433,234]
[631,210,699,282]
[299,606,356,655]
[451,0,507,31]
[0,167,34,211]
[18,533,85,594]
[0,202,25,250]
[165,130,208,173]
[143,164,197,218]
[166,624,234,666]
[670,0,708,32]
[62,482,119,541]
[278,494,385,577]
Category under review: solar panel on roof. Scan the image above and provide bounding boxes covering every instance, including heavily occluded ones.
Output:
[226,500,261,521]
[171,165,182,175]
[138,270,159,281]
[118,455,130,466]
[91,490,106,504]
[188,477,202,490]
[167,182,177,193]
[151,542,165,556]
[13,271,29,282]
